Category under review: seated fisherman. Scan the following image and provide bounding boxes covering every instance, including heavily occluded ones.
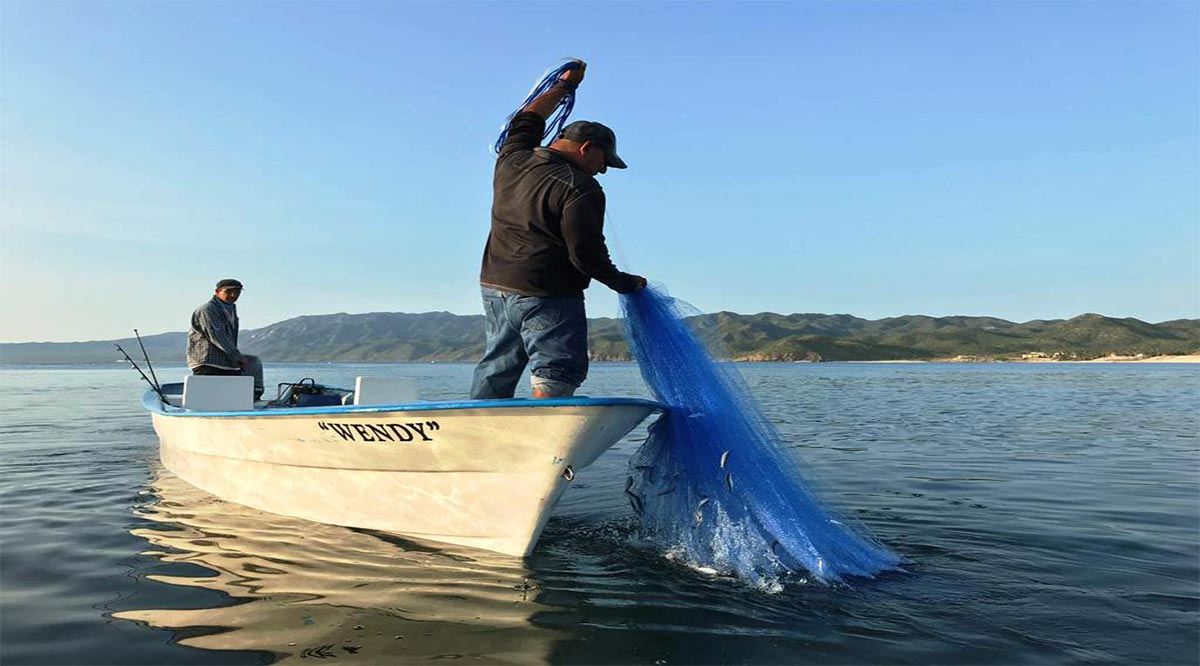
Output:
[187,278,264,400]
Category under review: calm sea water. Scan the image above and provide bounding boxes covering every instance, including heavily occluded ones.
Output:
[1,362,1197,665]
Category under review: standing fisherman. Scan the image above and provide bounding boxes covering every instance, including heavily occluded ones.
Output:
[471,60,647,399]
[187,279,264,401]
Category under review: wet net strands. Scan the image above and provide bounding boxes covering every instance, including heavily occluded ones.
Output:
[620,285,902,587]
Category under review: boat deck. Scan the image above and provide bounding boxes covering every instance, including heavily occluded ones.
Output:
[147,383,663,418]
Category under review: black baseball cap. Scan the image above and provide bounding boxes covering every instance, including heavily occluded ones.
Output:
[558,120,627,169]
[215,279,243,290]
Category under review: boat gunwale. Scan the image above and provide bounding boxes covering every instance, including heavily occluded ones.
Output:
[143,386,664,418]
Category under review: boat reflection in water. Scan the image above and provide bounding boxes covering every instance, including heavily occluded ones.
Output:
[117,467,558,664]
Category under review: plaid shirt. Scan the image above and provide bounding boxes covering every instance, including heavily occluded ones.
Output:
[187,296,243,370]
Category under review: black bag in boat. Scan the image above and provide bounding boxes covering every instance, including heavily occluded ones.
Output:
[273,378,344,407]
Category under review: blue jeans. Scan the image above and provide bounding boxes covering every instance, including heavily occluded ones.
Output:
[470,287,588,399]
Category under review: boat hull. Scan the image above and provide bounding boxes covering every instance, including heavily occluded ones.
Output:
[148,395,658,556]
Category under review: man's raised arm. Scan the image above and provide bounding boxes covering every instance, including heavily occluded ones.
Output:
[522,60,586,118]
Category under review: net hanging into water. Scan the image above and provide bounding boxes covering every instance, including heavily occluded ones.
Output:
[620,285,901,586]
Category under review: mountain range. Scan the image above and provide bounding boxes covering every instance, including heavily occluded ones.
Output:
[2,311,1196,365]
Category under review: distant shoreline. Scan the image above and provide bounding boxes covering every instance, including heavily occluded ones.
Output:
[852,354,1200,364]
[5,355,1200,369]
[4,311,1196,365]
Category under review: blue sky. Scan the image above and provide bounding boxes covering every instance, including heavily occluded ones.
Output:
[2,0,1196,342]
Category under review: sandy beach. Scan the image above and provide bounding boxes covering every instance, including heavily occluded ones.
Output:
[853,355,1200,364]
[1082,354,1200,363]
[1008,354,1200,364]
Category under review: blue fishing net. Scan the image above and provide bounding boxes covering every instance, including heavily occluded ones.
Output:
[620,284,902,587]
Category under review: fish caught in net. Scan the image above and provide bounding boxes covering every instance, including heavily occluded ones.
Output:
[620,284,902,587]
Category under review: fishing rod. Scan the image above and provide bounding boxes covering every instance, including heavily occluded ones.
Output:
[133,329,162,394]
[115,342,168,405]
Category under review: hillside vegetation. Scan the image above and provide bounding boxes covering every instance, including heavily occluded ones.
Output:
[3,311,1196,364]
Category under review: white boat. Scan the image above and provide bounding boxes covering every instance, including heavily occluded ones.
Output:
[144,378,659,557]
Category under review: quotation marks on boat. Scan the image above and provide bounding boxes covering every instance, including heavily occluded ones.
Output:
[317,420,441,443]
[299,644,335,659]
[299,643,360,658]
